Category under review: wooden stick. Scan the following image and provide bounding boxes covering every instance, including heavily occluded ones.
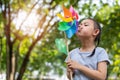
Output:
[64,32,73,80]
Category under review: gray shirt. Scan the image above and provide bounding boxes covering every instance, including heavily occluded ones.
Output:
[65,47,110,80]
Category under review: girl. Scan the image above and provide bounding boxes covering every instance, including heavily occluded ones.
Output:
[66,18,110,80]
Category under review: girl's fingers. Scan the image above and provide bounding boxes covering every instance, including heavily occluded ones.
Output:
[67,63,72,68]
[68,68,72,72]
[67,62,72,66]
[67,67,73,72]
[66,60,72,64]
[66,60,74,68]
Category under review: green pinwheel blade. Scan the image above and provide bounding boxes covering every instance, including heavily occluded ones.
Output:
[58,22,71,31]
[55,38,67,55]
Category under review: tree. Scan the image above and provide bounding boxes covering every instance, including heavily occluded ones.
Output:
[1,0,120,80]
[0,0,67,79]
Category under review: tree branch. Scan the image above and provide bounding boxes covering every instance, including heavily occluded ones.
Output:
[16,1,57,79]
[17,1,39,31]
[16,15,55,80]
[12,1,39,45]
[33,14,47,38]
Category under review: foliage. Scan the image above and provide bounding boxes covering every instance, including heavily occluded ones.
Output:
[94,1,120,79]
[0,0,120,79]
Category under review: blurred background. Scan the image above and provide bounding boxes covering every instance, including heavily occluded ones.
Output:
[0,0,120,80]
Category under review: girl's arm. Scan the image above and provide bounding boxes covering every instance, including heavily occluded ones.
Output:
[66,60,107,80]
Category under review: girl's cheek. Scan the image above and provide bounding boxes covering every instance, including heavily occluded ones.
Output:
[76,32,79,37]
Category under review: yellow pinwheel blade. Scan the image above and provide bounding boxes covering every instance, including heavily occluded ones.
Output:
[57,13,73,22]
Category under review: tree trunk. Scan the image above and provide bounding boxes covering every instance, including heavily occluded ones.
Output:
[16,37,41,80]
[6,22,13,80]
[16,43,34,79]
[0,36,2,76]
[16,13,54,79]
[3,1,14,80]
[10,53,16,80]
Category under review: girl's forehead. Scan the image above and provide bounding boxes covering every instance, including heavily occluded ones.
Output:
[81,19,94,24]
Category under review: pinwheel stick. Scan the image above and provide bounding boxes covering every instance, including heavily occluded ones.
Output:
[64,32,73,80]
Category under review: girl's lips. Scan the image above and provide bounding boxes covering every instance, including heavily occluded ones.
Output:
[77,30,81,32]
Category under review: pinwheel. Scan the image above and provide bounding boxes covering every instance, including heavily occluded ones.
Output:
[55,5,79,54]
[58,19,78,38]
[55,6,79,80]
[57,6,79,38]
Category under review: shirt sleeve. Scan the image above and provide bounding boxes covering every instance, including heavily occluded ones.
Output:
[64,52,72,62]
[97,48,111,65]
[64,50,74,62]
[64,56,68,62]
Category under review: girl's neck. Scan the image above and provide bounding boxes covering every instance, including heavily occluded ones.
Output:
[80,39,95,52]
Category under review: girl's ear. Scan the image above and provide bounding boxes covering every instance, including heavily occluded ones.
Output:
[93,29,99,36]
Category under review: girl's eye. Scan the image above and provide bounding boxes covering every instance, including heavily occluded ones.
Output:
[84,24,88,26]
[78,24,82,27]
[80,23,82,25]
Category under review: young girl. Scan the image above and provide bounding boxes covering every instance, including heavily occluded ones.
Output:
[66,18,110,80]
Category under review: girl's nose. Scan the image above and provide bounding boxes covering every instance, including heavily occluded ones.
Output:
[78,25,83,29]
[77,25,82,32]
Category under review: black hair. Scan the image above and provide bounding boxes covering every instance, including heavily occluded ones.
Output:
[79,18,102,57]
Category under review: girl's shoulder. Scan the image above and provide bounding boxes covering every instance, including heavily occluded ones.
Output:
[69,47,107,56]
[95,47,108,56]
[69,48,79,54]
[70,48,79,52]
[96,47,111,64]
[70,47,106,53]
[96,47,106,53]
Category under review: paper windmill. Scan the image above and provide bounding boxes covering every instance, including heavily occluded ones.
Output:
[55,6,79,55]
[57,6,79,38]
[55,6,79,80]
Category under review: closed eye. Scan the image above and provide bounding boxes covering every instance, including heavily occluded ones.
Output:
[85,24,88,26]
[78,25,81,27]
[84,23,89,26]
[78,23,82,27]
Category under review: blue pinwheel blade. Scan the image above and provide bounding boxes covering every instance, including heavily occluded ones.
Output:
[65,29,74,38]
[65,20,78,38]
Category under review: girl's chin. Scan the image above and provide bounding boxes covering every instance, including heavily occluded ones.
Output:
[76,35,83,38]
[76,33,83,37]
[76,34,88,39]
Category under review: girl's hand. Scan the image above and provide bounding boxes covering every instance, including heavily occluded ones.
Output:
[66,64,74,80]
[67,66,73,72]
[66,60,80,70]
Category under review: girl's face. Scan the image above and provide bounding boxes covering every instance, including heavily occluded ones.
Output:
[76,19,99,40]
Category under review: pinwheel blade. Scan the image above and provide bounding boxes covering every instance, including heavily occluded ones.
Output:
[55,38,67,55]
[57,14,73,22]
[69,6,79,20]
[58,21,71,31]
[63,6,72,18]
[65,20,78,38]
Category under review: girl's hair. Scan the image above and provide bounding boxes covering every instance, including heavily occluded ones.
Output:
[79,18,102,57]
